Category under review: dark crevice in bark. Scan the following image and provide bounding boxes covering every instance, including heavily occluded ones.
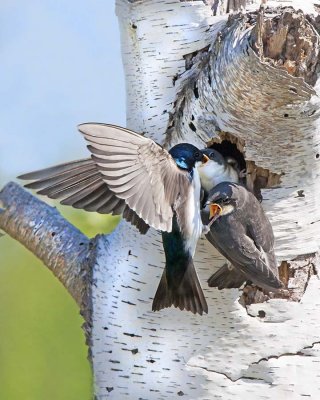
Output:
[188,363,266,383]
[207,132,282,201]
[245,160,282,202]
[252,341,320,365]
[183,45,210,71]
[190,341,320,384]
[252,7,320,86]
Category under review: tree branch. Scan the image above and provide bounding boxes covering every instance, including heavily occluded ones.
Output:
[0,182,94,312]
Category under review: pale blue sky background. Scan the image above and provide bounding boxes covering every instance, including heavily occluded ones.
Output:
[0,1,125,182]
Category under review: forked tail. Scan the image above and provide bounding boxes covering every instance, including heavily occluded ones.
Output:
[152,258,208,315]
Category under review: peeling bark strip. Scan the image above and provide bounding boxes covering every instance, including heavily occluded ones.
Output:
[83,1,320,399]
[0,182,93,313]
[3,1,320,399]
[168,7,320,260]
[252,7,320,85]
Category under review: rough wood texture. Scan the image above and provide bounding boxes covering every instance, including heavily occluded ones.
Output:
[89,1,320,399]
[2,1,320,399]
[240,253,318,306]
[252,7,320,85]
[0,182,93,316]
[168,8,320,260]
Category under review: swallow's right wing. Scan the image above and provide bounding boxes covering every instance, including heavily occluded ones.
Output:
[77,123,189,232]
[19,123,190,233]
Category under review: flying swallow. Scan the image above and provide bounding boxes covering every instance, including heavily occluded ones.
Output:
[203,182,283,291]
[19,123,209,315]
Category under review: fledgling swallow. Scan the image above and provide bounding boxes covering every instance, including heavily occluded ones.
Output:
[19,123,209,315]
[197,148,241,193]
[203,182,283,291]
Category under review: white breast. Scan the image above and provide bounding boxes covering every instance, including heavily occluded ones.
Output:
[183,169,203,255]
[198,161,239,192]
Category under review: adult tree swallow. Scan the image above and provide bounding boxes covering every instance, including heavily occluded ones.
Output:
[203,182,283,291]
[197,148,241,193]
[19,123,209,315]
[152,143,208,315]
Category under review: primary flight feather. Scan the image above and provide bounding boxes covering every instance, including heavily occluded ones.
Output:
[19,123,209,315]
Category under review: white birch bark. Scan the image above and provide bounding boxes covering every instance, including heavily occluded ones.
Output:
[1,1,320,399]
[89,1,320,399]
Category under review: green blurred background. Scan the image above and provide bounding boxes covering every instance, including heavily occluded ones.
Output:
[0,205,119,400]
[0,1,125,399]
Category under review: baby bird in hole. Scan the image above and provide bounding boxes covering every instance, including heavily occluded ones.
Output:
[197,148,245,193]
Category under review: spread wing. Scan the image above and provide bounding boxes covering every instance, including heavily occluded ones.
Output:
[77,123,189,232]
[19,158,149,234]
[19,124,189,232]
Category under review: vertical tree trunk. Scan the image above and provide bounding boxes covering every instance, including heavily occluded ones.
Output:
[89,1,320,398]
[1,1,320,399]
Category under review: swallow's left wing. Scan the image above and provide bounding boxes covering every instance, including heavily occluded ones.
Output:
[229,234,282,290]
[19,123,190,233]
[205,227,282,291]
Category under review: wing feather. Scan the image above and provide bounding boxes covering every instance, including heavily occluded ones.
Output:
[61,182,106,206]
[79,123,189,231]
[84,191,115,211]
[37,175,101,199]
[18,159,94,181]
[206,229,282,290]
[20,123,191,233]
[19,157,149,233]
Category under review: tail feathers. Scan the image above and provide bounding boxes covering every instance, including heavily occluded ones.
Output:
[208,263,246,289]
[152,261,208,315]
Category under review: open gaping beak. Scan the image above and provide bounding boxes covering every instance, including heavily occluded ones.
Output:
[202,154,210,164]
[207,203,222,228]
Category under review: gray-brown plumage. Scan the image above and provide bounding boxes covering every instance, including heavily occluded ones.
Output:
[203,182,283,291]
[19,123,208,314]
[19,123,194,233]
[19,157,149,233]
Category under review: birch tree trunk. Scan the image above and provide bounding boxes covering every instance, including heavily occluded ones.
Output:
[2,1,320,399]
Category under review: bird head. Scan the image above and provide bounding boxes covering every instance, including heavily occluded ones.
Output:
[197,148,228,191]
[205,182,243,223]
[169,143,209,172]
[201,148,226,166]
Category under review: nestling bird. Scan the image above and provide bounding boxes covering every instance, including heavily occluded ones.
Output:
[203,182,283,291]
[197,148,241,193]
[19,123,209,315]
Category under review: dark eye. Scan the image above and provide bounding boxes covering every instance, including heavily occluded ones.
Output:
[222,198,230,204]
[194,151,200,158]
[210,152,215,158]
